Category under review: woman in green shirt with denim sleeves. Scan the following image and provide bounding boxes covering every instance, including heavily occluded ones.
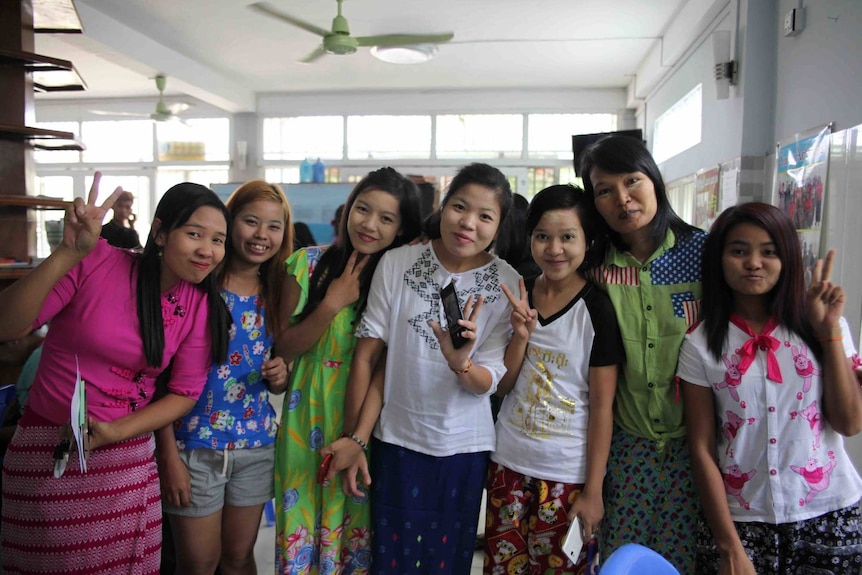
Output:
[579,135,706,575]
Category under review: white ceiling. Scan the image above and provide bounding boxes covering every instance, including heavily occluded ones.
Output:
[35,0,690,113]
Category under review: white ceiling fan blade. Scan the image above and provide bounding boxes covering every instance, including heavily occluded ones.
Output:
[90,110,149,117]
[356,33,454,47]
[298,45,327,64]
[167,102,190,115]
[249,2,330,38]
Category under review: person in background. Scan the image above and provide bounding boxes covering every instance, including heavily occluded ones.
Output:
[100,189,142,250]
[0,173,231,574]
[274,168,423,574]
[293,222,317,249]
[484,184,623,574]
[494,193,540,279]
[323,162,520,575]
[331,204,345,245]
[157,180,293,575]
[579,135,706,573]
[680,203,862,574]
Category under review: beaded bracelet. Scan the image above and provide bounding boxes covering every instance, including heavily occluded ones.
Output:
[347,433,368,452]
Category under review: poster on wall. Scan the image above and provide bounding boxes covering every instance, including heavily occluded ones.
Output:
[693,166,720,230]
[773,123,832,283]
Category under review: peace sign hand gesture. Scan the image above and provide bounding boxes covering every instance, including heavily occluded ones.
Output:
[501,278,537,341]
[324,250,369,312]
[806,249,845,339]
[62,172,124,257]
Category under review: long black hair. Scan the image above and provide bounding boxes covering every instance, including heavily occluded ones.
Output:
[579,135,697,254]
[301,167,423,320]
[137,182,231,366]
[701,202,821,363]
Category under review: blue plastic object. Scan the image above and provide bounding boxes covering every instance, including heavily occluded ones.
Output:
[299,158,314,183]
[600,543,680,575]
[312,158,326,183]
[264,498,276,527]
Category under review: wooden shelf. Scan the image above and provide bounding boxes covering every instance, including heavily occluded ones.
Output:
[0,267,33,280]
[0,48,86,92]
[0,195,71,209]
[0,124,85,151]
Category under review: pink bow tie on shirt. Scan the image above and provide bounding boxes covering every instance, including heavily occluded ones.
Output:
[730,314,783,383]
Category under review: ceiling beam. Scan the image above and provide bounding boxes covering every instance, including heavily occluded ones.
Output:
[74,0,255,113]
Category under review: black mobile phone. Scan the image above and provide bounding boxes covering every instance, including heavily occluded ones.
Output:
[439,283,469,349]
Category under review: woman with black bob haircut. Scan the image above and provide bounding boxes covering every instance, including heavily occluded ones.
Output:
[578,135,706,573]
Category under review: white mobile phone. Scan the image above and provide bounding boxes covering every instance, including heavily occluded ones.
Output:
[561,516,585,563]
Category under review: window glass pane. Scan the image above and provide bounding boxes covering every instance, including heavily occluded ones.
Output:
[156,167,230,201]
[558,167,580,187]
[33,176,75,257]
[157,118,230,162]
[436,114,522,159]
[34,122,81,163]
[347,115,430,160]
[527,167,558,198]
[263,116,344,161]
[528,114,617,159]
[81,121,153,162]
[653,84,703,164]
[265,167,300,185]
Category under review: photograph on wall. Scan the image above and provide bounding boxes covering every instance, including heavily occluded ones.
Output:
[773,124,831,233]
[693,166,720,230]
[798,230,821,287]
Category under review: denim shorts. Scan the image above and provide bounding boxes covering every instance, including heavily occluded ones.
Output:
[163,444,275,518]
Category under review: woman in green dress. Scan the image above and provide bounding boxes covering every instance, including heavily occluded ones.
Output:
[274,168,422,574]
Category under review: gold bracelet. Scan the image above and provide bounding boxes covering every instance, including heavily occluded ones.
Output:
[450,358,472,375]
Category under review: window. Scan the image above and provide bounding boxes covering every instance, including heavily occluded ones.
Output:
[347,115,431,160]
[666,175,696,224]
[527,167,557,198]
[33,176,74,257]
[157,118,230,162]
[263,116,344,161]
[653,84,702,164]
[81,120,154,163]
[528,114,617,159]
[436,114,522,159]
[265,167,300,185]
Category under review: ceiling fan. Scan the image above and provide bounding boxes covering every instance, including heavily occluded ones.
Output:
[249,0,454,64]
[90,75,190,122]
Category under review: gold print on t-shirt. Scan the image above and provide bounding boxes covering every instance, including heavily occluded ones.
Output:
[513,347,576,438]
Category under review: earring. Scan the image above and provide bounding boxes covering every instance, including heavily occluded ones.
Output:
[156,242,163,258]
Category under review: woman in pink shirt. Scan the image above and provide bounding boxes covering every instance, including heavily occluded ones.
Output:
[0,173,231,575]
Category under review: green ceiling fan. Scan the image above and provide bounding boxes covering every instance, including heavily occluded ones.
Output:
[90,75,189,122]
[249,0,454,64]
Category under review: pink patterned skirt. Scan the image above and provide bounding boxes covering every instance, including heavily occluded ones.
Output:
[1,415,161,575]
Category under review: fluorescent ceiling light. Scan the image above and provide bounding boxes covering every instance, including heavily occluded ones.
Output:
[370,44,437,64]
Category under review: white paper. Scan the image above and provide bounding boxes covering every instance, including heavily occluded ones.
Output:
[70,356,88,472]
[721,168,739,211]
